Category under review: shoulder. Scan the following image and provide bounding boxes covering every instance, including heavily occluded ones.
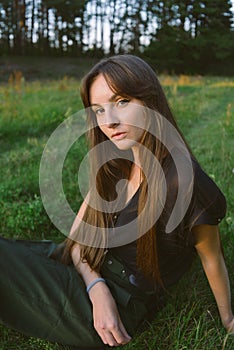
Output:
[162,150,194,200]
[191,160,227,227]
[192,159,226,209]
[161,151,227,230]
[163,152,226,202]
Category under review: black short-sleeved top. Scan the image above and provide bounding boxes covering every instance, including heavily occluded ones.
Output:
[110,156,227,291]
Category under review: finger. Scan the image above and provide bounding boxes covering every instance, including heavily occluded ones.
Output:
[100,330,119,347]
[95,326,110,346]
[111,326,131,345]
[226,319,234,334]
[118,321,132,343]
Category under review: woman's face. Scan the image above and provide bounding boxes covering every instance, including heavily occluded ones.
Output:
[89,74,146,154]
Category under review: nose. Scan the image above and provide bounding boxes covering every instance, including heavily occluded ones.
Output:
[104,104,120,128]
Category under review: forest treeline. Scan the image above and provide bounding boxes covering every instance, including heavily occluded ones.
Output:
[0,0,234,74]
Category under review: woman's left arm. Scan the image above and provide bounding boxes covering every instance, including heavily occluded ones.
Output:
[193,224,234,334]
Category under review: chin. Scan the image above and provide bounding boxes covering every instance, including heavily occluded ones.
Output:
[113,140,136,151]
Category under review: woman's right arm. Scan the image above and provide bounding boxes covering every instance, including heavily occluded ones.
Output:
[70,198,131,346]
[71,243,131,346]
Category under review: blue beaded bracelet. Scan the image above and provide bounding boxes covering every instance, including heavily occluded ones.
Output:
[86,278,106,293]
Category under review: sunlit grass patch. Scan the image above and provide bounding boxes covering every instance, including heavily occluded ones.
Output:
[210,81,234,88]
[160,74,204,87]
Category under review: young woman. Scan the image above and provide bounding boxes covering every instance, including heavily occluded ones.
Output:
[0,55,233,349]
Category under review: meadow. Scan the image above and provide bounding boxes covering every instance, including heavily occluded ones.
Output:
[0,71,234,350]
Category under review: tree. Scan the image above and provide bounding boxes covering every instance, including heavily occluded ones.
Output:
[144,0,234,74]
[187,0,234,73]
[0,0,233,74]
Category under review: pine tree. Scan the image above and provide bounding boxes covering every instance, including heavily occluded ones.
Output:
[189,0,234,73]
[144,0,234,74]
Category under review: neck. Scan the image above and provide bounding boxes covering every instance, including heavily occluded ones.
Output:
[132,146,141,167]
[130,146,142,186]
[124,162,141,205]
[129,163,142,181]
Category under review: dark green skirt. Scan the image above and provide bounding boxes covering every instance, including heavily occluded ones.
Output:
[0,236,163,348]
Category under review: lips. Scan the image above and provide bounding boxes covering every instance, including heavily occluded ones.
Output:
[111,132,127,140]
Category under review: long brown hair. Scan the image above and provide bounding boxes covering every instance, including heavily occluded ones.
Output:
[63,55,193,283]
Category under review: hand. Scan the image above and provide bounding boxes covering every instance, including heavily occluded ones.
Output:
[89,282,132,346]
[224,317,234,335]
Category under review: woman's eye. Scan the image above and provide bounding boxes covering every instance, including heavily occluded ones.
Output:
[117,99,129,107]
[94,107,105,116]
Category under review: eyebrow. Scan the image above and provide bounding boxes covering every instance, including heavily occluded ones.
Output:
[90,93,120,107]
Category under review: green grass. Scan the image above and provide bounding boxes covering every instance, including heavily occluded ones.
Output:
[0,74,234,349]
